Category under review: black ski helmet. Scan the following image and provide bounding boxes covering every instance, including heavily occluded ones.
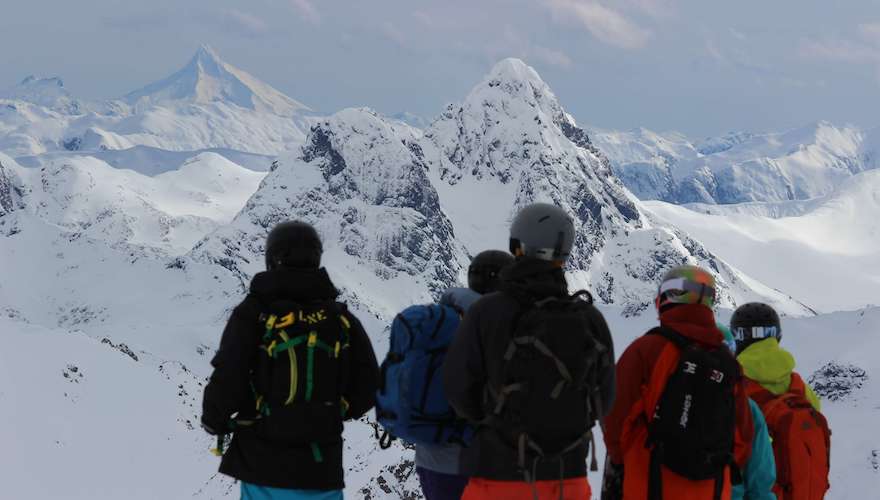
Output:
[264,220,323,270]
[467,250,514,294]
[730,302,782,354]
[508,203,575,263]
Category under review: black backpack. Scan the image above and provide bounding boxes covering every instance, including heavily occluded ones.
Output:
[646,327,740,500]
[248,299,352,461]
[484,290,610,483]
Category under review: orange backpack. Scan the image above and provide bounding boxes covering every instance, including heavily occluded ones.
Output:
[746,373,831,500]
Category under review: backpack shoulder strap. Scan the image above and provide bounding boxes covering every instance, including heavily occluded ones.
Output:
[788,372,807,396]
[745,378,779,408]
[647,326,692,350]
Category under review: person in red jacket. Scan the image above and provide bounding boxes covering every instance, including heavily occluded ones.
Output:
[601,265,754,500]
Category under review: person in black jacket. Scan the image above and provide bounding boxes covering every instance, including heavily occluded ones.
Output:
[202,221,379,499]
[443,203,616,500]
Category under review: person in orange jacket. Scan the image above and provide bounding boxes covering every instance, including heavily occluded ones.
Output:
[601,265,754,500]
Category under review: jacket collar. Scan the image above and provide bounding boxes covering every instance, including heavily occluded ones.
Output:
[249,267,339,302]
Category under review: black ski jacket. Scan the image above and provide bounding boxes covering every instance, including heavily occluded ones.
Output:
[202,268,379,490]
[443,258,616,481]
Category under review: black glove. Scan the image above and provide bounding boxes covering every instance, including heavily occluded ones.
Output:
[601,456,624,500]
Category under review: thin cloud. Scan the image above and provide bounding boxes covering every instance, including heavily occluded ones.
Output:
[220,9,270,38]
[289,0,320,25]
[531,46,574,69]
[381,22,407,47]
[545,0,651,50]
[485,25,574,71]
[800,23,880,65]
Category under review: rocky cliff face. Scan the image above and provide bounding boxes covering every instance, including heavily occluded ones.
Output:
[191,108,467,314]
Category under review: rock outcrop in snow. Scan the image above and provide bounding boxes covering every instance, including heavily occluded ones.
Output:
[0,158,17,216]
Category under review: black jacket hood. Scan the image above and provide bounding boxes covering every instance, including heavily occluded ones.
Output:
[249,268,339,302]
[500,257,569,300]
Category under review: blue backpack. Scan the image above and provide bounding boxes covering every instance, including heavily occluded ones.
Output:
[375,303,473,448]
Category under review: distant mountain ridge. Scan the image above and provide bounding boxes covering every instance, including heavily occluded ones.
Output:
[592,122,879,205]
[0,45,311,157]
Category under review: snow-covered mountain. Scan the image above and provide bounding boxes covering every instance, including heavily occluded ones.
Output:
[0,76,94,115]
[0,45,311,157]
[593,122,878,205]
[191,58,811,318]
[125,45,310,117]
[420,58,809,315]
[191,107,468,315]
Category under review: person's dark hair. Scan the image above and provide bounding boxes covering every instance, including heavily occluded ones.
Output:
[264,221,323,270]
[467,250,515,294]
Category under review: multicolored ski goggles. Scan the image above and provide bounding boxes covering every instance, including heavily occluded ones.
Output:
[732,325,779,341]
[656,277,716,309]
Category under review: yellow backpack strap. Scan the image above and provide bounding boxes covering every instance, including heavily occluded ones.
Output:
[263,314,278,341]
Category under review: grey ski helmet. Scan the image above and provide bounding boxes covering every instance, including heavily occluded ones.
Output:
[467,250,515,294]
[508,203,575,263]
[265,220,323,270]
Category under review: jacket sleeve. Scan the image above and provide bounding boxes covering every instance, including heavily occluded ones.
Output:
[202,300,261,433]
[743,399,777,500]
[589,306,616,419]
[602,339,650,465]
[443,302,487,423]
[342,313,380,420]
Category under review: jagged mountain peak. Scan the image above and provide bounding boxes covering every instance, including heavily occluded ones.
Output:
[191,107,465,309]
[124,45,310,116]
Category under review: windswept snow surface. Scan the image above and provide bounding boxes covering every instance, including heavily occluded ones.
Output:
[1,151,264,255]
[645,169,880,312]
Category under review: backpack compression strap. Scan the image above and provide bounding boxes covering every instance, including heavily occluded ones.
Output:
[645,326,730,500]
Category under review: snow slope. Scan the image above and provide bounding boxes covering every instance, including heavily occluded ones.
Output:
[15,144,275,176]
[645,169,880,312]
[2,151,264,255]
[594,122,876,205]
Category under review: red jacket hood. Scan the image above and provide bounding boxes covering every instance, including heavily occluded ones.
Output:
[659,304,723,346]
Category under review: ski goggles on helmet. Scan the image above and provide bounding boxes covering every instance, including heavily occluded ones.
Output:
[732,325,779,341]
[656,277,716,309]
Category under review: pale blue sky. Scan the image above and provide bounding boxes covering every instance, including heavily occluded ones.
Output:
[2,0,878,137]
